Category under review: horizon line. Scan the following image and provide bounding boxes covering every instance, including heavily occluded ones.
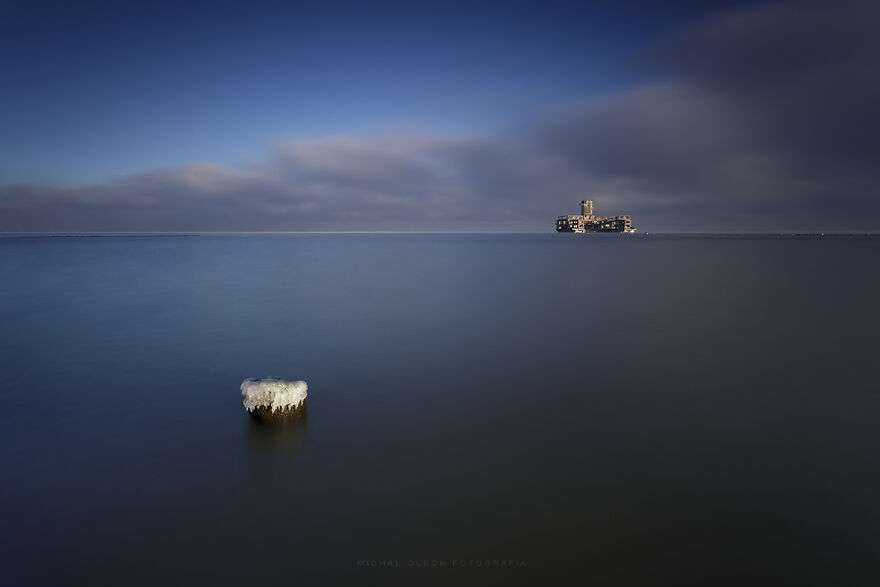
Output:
[2,231,879,237]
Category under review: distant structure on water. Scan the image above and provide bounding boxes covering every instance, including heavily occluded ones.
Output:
[556,200,637,233]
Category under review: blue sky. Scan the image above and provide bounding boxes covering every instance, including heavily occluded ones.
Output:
[1,0,877,231]
[0,0,754,185]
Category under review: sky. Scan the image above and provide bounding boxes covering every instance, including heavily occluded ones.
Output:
[1,0,878,232]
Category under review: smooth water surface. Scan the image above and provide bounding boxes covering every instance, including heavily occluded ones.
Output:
[1,234,879,585]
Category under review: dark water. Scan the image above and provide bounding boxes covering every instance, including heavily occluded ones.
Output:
[1,234,879,586]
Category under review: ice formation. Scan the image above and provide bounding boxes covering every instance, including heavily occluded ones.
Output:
[241,378,308,415]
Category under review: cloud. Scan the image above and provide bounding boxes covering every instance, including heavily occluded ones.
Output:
[533,0,880,230]
[2,0,879,232]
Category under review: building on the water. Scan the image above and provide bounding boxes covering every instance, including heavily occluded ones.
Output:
[556,200,637,233]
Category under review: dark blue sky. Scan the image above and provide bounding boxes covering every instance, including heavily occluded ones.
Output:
[1,0,877,231]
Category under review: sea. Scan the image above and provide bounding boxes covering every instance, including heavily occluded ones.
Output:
[1,233,879,586]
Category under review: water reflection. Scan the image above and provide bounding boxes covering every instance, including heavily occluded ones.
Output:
[243,409,308,461]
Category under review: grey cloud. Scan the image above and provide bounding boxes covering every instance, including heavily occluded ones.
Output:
[2,0,879,232]
[0,136,518,232]
[661,2,880,188]
[536,0,880,230]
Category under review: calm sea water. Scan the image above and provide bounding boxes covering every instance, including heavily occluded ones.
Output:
[1,234,879,586]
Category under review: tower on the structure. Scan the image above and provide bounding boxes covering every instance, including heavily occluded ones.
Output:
[580,200,594,219]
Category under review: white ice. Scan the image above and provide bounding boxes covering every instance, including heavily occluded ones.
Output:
[241,378,308,412]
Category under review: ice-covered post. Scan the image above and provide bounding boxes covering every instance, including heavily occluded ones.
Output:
[241,378,308,419]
